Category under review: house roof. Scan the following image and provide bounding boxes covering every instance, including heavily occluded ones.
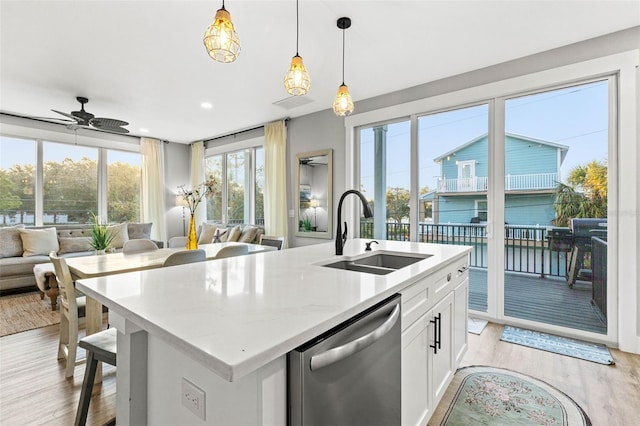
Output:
[433,132,570,164]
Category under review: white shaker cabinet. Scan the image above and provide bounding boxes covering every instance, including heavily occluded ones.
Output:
[400,255,469,426]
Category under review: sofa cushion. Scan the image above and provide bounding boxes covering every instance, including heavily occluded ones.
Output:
[127,222,152,240]
[0,255,50,277]
[238,225,259,243]
[19,228,60,257]
[198,223,219,244]
[58,236,93,254]
[0,224,25,258]
[225,225,242,242]
[107,222,129,249]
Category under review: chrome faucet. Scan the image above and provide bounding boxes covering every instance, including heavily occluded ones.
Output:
[335,189,373,255]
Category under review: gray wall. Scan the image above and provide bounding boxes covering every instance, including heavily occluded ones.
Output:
[164,142,191,241]
[285,26,640,249]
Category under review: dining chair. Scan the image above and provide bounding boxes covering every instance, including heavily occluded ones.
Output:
[215,244,249,259]
[163,249,206,267]
[167,236,188,248]
[49,251,86,378]
[122,239,159,254]
[75,327,117,426]
[259,235,285,250]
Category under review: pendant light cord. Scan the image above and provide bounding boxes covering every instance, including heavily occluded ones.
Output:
[341,27,345,85]
[296,0,299,56]
[221,0,226,11]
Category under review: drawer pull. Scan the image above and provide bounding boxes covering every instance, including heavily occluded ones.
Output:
[447,273,451,282]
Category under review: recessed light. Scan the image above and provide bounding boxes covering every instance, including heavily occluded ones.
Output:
[201,102,213,109]
[139,128,149,133]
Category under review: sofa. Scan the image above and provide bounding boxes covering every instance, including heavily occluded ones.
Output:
[0,222,164,296]
[195,222,265,246]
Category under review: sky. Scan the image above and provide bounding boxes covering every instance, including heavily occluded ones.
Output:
[360,79,609,195]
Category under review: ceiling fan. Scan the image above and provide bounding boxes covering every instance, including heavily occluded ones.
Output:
[50,96,129,134]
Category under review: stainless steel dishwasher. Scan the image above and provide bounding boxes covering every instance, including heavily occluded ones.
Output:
[288,294,401,426]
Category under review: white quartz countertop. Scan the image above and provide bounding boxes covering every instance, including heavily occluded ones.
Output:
[76,239,470,382]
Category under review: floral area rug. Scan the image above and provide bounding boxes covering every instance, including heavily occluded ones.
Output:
[430,366,591,425]
[501,326,614,365]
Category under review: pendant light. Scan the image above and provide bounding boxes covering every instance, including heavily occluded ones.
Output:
[284,0,310,96]
[333,17,354,116]
[203,0,241,63]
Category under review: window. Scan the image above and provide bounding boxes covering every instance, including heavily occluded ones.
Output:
[475,200,488,221]
[205,145,263,225]
[0,135,141,227]
[0,136,36,225]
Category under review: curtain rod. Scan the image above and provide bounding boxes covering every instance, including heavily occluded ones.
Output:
[202,117,290,144]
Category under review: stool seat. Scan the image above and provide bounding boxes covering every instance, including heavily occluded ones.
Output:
[75,328,117,426]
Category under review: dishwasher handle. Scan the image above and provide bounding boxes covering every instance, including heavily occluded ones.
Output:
[310,304,400,371]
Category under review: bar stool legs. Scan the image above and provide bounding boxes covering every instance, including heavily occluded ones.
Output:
[75,328,117,426]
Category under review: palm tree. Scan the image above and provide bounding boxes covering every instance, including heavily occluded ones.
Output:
[553,160,607,226]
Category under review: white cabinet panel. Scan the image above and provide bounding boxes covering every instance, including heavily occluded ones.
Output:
[454,277,469,364]
[401,315,431,426]
[429,291,455,405]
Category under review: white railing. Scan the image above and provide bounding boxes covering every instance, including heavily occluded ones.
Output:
[436,173,557,193]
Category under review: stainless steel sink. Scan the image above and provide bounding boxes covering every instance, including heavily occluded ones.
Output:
[322,252,431,275]
[352,253,431,269]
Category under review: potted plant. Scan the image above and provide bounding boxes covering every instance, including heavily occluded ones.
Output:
[302,217,312,232]
[89,213,114,254]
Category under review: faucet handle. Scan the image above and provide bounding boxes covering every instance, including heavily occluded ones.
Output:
[365,240,379,251]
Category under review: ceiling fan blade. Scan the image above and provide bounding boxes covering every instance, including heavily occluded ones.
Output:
[51,109,82,122]
[89,117,129,133]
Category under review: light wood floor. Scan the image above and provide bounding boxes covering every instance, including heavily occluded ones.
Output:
[1,321,639,425]
[0,324,116,425]
[461,322,640,426]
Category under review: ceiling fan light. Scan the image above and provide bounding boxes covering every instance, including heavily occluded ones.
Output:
[333,84,354,116]
[284,55,311,96]
[203,6,241,63]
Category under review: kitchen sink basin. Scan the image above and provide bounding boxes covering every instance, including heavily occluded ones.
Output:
[352,253,431,269]
[322,252,431,275]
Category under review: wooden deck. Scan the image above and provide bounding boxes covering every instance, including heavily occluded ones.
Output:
[468,268,607,334]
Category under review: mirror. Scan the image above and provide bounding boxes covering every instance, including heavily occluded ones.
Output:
[295,149,332,239]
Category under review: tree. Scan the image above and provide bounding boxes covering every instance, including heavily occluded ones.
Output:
[386,187,410,224]
[553,160,607,226]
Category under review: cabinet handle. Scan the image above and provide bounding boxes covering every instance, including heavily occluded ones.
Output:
[429,313,442,354]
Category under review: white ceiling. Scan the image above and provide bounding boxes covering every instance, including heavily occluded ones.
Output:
[1,1,638,144]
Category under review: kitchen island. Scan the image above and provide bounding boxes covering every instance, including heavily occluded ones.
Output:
[76,239,471,425]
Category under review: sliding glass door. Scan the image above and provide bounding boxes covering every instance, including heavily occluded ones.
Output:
[503,80,610,334]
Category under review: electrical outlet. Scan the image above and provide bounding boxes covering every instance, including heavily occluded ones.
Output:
[182,378,206,420]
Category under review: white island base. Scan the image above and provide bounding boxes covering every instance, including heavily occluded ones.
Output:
[78,240,470,425]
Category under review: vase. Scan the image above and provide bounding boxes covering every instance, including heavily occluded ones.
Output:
[186,213,198,250]
[95,249,106,255]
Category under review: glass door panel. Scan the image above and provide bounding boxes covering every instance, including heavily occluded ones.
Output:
[417,105,489,313]
[504,80,609,334]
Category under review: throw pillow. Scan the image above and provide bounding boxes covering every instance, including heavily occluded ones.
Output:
[212,228,227,243]
[238,225,259,243]
[226,225,242,242]
[107,222,129,249]
[127,222,152,240]
[198,223,219,244]
[58,237,93,254]
[0,224,25,258]
[19,227,60,257]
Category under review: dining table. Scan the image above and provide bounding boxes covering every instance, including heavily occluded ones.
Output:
[67,242,275,382]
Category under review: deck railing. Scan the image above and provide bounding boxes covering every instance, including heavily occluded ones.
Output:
[436,172,558,193]
[360,221,569,278]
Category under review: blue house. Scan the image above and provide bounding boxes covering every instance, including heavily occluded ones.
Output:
[426,133,568,226]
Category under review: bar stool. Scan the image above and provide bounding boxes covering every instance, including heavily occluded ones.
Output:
[75,327,117,426]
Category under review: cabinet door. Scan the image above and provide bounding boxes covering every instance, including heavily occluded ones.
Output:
[429,291,455,405]
[453,277,469,364]
[401,314,431,426]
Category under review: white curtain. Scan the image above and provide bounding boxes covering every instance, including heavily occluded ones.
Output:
[190,141,206,225]
[264,120,288,244]
[141,137,167,242]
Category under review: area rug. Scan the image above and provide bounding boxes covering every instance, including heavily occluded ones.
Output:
[0,291,60,337]
[430,366,591,425]
[501,326,614,365]
[468,317,488,335]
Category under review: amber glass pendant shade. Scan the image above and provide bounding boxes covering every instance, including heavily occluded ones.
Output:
[203,6,241,63]
[284,55,311,96]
